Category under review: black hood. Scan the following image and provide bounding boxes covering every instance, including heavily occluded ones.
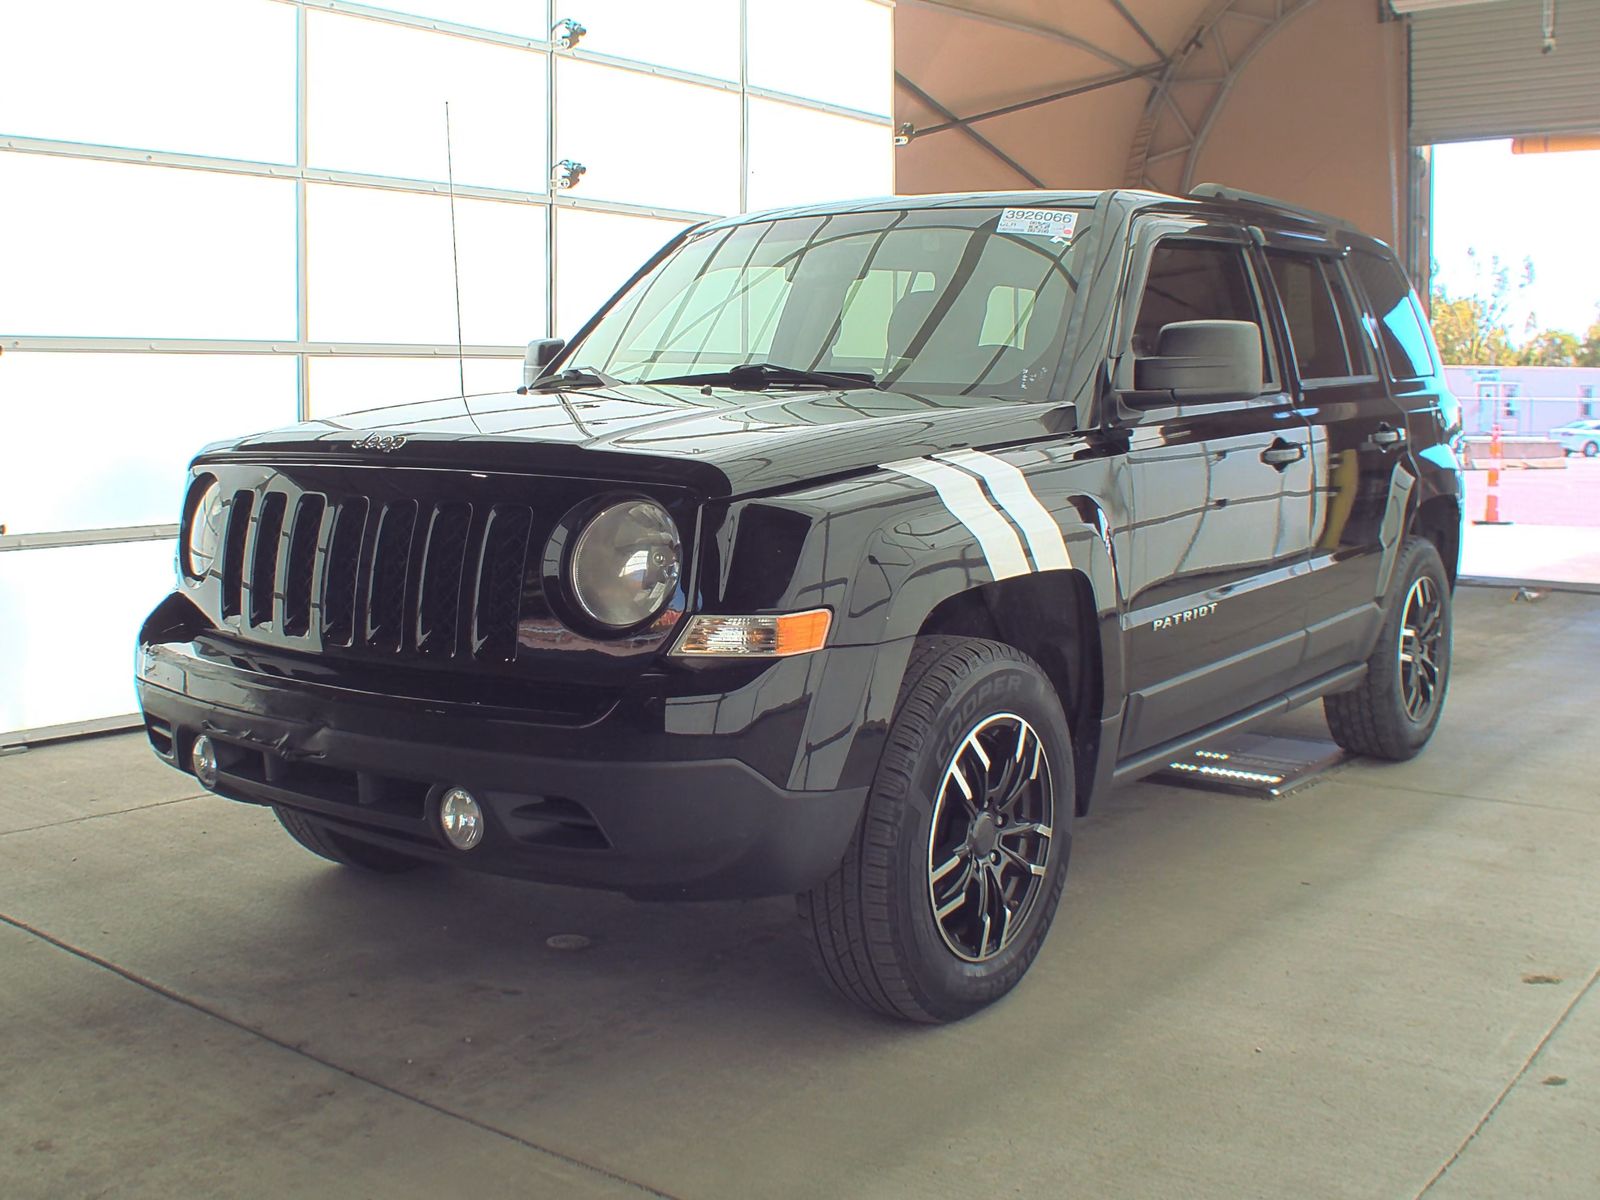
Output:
[206,384,1078,497]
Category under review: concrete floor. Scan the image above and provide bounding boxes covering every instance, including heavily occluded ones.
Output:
[3,585,1597,1199]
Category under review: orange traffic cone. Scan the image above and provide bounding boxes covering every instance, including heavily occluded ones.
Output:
[1474,426,1512,525]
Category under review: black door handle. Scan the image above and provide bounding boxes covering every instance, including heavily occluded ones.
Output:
[1260,440,1305,468]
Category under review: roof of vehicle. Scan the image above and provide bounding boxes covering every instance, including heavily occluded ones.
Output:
[702,185,1393,256]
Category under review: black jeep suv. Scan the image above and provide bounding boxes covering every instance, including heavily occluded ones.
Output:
[137,185,1462,1022]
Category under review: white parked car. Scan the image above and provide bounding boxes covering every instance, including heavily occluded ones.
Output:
[1551,419,1600,458]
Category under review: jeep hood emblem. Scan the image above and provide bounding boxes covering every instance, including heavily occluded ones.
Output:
[352,431,407,453]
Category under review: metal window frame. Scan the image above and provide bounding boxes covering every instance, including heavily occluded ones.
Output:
[282,0,894,120]
[0,0,895,372]
[0,525,180,553]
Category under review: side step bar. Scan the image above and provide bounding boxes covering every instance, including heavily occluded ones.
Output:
[1112,663,1366,786]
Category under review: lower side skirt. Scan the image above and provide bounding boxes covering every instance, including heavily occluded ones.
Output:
[1110,662,1366,787]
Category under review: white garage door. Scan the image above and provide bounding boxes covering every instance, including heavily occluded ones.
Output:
[1408,0,1600,144]
[0,0,893,744]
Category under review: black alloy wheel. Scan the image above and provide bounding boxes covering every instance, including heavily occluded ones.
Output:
[1397,575,1446,724]
[927,714,1055,963]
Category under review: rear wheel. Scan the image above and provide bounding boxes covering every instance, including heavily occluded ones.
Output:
[1323,537,1452,761]
[799,637,1074,1023]
[274,806,424,873]
[1584,440,1598,458]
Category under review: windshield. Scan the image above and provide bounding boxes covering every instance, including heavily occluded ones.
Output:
[565,205,1091,399]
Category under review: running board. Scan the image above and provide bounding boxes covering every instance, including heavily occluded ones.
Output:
[1111,663,1366,786]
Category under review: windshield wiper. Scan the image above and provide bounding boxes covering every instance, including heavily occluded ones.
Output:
[644,362,883,392]
[519,365,622,393]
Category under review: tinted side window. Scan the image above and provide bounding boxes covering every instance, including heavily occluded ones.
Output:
[1265,251,1351,381]
[1327,262,1376,376]
[1133,240,1271,385]
[1351,251,1437,380]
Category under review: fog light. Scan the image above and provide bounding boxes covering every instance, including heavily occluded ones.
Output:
[190,735,219,789]
[439,787,484,851]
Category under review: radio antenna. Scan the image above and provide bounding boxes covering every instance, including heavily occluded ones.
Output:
[444,100,466,401]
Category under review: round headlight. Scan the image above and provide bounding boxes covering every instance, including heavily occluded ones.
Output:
[184,479,226,581]
[567,500,682,629]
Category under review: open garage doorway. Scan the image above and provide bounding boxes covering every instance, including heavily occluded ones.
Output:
[1408,0,1600,586]
[1429,138,1600,586]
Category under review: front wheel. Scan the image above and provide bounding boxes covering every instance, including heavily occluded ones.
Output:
[1584,440,1599,458]
[1323,537,1452,761]
[799,637,1074,1023]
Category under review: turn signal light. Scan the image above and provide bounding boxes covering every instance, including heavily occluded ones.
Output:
[672,608,832,657]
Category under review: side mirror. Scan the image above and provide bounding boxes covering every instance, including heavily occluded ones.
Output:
[1132,320,1262,404]
[523,337,566,388]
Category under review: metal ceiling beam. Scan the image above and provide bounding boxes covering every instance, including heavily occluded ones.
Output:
[1106,0,1169,58]
[911,63,1163,137]
[896,0,1146,72]
[1123,0,1322,193]
[894,73,1047,188]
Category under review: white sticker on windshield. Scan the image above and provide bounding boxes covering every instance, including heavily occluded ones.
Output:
[997,208,1078,244]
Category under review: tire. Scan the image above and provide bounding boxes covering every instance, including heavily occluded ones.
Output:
[1584,441,1598,459]
[1323,537,1452,761]
[274,806,424,873]
[798,636,1075,1023]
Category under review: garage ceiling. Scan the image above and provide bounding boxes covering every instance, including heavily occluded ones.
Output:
[897,0,1600,197]
[894,0,1334,194]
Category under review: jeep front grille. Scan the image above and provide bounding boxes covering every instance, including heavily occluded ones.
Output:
[214,481,533,665]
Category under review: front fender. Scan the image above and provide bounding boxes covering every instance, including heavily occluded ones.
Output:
[697,447,1125,793]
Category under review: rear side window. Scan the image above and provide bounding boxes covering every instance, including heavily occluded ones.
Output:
[1265,251,1359,382]
[1327,263,1376,376]
[1133,239,1273,386]
[1351,252,1437,380]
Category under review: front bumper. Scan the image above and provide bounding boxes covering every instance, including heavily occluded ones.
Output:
[136,639,868,900]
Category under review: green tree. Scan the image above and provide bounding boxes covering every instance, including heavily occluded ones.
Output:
[1430,292,1517,365]
[1517,329,1580,367]
[1428,249,1532,366]
[1578,312,1600,368]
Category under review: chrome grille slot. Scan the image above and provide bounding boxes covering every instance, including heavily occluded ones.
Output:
[365,501,417,652]
[322,497,368,647]
[283,494,326,637]
[417,502,473,657]
[220,490,253,619]
[249,492,288,628]
[472,505,533,663]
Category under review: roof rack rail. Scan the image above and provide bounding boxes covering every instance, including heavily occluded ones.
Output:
[1187,183,1347,228]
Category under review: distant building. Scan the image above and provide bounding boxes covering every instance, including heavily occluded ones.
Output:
[1445,365,1600,435]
